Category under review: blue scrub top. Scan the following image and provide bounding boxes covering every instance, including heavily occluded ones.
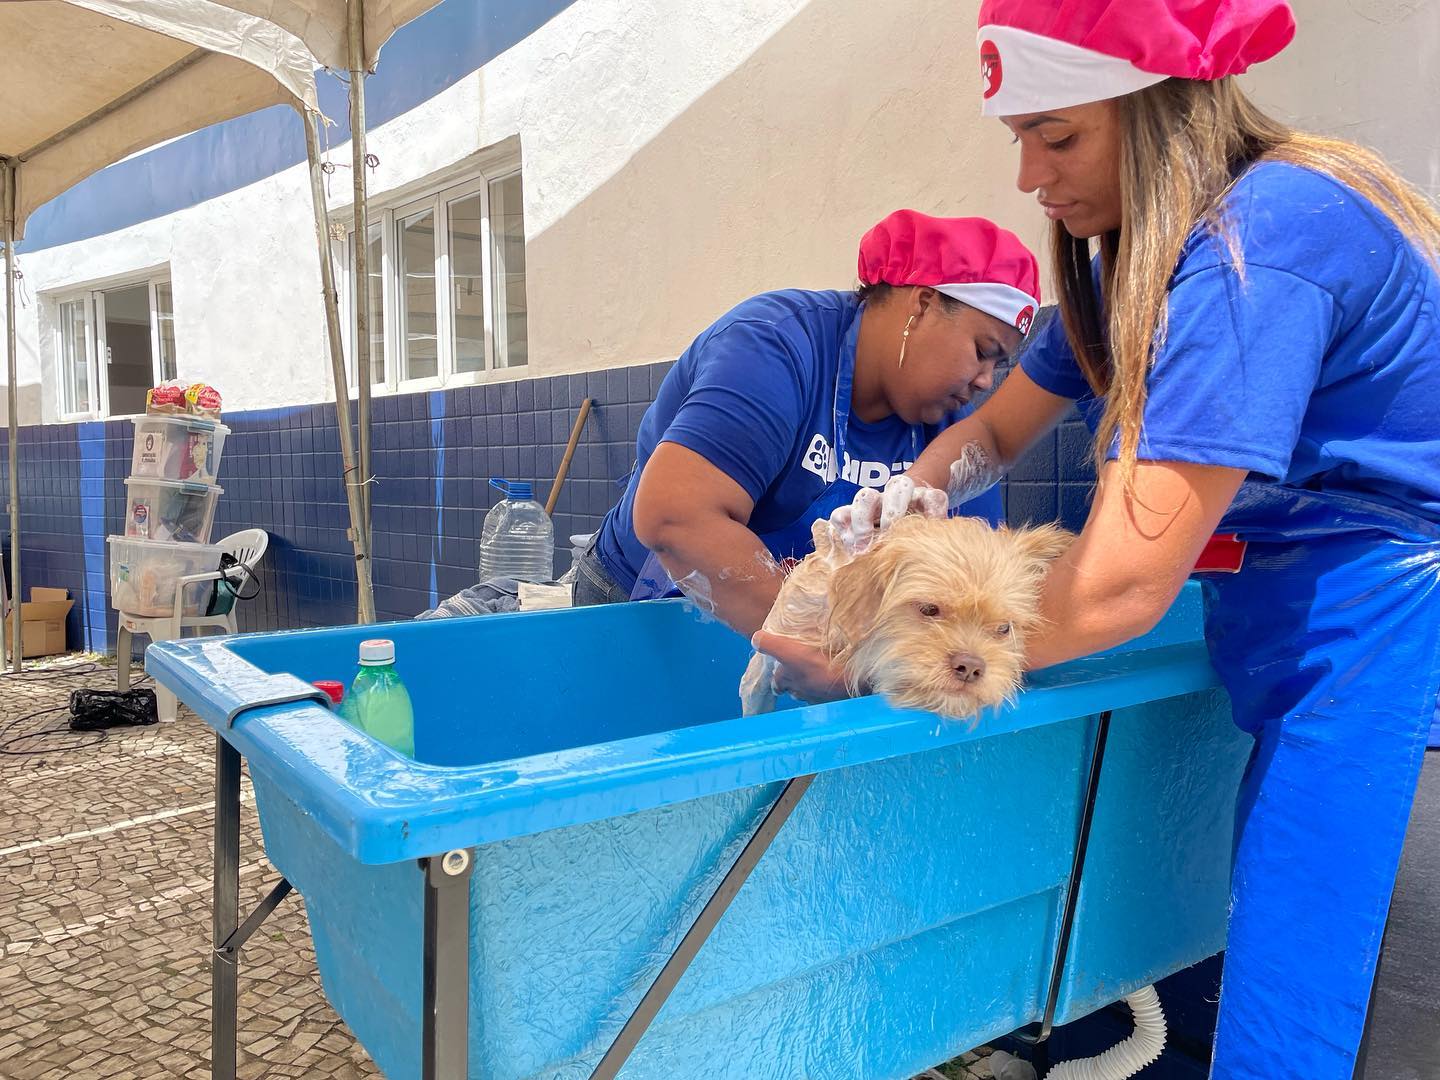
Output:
[1020,161,1440,744]
[595,289,999,592]
[1021,161,1440,519]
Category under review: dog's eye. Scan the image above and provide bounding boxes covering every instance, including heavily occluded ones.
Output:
[918,603,942,619]
[994,622,1013,637]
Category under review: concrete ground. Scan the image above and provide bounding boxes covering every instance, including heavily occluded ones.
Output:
[0,654,999,1080]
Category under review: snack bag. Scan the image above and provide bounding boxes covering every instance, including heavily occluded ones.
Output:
[185,383,222,420]
[146,381,187,415]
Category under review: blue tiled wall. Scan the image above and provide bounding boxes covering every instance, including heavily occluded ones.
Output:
[0,335,1094,655]
[0,362,672,651]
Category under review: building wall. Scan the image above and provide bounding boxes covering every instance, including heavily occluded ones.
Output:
[2,366,673,649]
[1240,0,1440,197]
[4,0,1436,426]
[1,0,1041,425]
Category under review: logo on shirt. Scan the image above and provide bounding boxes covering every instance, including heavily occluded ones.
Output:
[800,433,913,488]
[980,40,1003,99]
[1015,305,1035,334]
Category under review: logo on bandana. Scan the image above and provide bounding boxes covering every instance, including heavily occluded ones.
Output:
[980,39,1003,99]
[1015,304,1035,334]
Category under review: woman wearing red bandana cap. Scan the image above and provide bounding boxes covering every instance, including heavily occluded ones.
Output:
[759,2,1440,1076]
[576,210,1040,638]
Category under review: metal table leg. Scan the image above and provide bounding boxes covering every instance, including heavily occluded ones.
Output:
[208,740,472,1080]
[210,733,295,1080]
[212,734,241,1080]
[589,773,816,1080]
[1016,709,1114,1048]
[422,850,475,1080]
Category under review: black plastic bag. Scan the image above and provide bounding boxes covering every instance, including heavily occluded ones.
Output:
[68,688,160,730]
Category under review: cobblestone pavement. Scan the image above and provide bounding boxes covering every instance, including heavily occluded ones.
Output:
[0,657,380,1080]
[0,655,999,1080]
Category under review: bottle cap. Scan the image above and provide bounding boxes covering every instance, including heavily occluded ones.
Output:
[359,639,395,664]
[489,477,534,501]
[312,680,344,705]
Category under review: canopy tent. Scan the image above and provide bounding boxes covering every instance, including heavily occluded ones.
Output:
[2,0,318,240]
[0,0,456,668]
[185,0,440,72]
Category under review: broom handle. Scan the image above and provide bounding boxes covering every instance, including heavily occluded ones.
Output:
[546,398,593,516]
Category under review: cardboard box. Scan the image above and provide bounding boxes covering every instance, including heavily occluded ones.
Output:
[7,587,74,659]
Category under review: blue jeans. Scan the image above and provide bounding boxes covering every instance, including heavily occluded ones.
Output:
[572,544,630,607]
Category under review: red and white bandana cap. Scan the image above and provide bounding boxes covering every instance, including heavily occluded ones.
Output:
[858,209,1042,335]
[977,0,1296,116]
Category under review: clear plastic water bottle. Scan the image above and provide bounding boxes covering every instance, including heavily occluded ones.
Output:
[479,478,554,582]
[339,639,415,757]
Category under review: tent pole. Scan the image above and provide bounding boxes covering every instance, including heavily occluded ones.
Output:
[301,108,375,624]
[348,0,374,581]
[3,162,21,671]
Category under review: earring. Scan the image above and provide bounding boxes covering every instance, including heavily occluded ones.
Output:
[898,315,916,368]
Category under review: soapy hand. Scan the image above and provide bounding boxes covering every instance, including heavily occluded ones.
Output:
[827,475,948,555]
[751,630,854,706]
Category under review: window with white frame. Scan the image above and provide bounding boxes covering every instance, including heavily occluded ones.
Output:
[344,154,528,389]
[52,275,179,419]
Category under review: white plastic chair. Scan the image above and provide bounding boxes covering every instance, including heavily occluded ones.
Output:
[116,528,269,721]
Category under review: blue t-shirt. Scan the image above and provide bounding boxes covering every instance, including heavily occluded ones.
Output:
[595,289,1000,592]
[1021,162,1440,524]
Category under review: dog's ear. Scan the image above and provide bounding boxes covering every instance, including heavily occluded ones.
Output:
[1008,523,1074,569]
[823,540,905,653]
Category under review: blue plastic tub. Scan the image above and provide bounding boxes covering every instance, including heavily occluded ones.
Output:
[148,582,1250,1080]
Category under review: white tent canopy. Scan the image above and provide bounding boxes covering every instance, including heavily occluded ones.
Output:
[212,0,438,71]
[1,0,320,241]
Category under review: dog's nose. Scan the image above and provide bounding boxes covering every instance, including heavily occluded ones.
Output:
[952,652,986,684]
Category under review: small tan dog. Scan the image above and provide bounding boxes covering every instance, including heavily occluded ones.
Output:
[741,515,1072,719]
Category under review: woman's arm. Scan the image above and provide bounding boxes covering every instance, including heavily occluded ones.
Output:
[1023,458,1246,668]
[759,456,1247,701]
[908,365,1074,492]
[632,442,785,638]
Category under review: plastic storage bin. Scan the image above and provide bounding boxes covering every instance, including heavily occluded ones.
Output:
[129,414,230,484]
[149,583,1251,1080]
[123,477,222,544]
[108,536,224,618]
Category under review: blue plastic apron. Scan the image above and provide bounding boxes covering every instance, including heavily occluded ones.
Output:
[630,310,923,600]
[1197,482,1440,1079]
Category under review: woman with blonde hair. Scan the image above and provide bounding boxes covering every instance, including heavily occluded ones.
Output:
[758,1,1440,1074]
